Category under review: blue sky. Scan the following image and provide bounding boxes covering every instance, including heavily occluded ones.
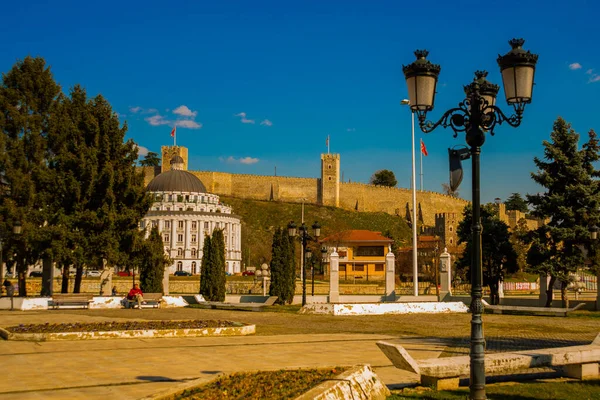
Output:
[1,0,599,204]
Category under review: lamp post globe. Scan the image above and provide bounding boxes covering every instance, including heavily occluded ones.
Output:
[403,39,537,400]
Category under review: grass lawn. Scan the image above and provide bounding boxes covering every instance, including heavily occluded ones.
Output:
[389,380,600,399]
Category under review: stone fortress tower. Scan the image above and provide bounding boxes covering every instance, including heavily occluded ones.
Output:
[320,153,340,207]
[161,146,188,172]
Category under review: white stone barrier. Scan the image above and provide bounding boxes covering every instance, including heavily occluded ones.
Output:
[299,301,468,315]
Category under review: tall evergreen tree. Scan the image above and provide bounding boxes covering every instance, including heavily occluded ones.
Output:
[139,226,170,293]
[456,203,517,304]
[140,152,160,167]
[200,235,214,299]
[526,118,600,307]
[269,228,285,303]
[211,229,227,301]
[0,56,61,296]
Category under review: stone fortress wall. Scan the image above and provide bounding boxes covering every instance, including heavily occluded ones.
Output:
[139,146,470,227]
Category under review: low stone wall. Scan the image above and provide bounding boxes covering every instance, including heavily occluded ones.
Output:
[0,324,256,341]
[300,302,469,315]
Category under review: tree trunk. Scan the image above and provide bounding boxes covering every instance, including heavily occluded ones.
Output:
[545,275,556,307]
[73,266,83,293]
[489,280,499,305]
[61,265,69,293]
[17,257,27,297]
[560,280,569,309]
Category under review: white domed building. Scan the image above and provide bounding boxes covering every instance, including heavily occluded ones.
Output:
[141,155,242,275]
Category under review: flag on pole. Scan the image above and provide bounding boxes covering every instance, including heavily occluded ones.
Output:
[170,127,176,137]
[326,135,330,154]
[420,139,428,156]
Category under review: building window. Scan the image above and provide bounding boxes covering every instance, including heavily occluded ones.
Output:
[163,234,170,243]
[191,234,197,243]
[191,221,197,230]
[204,222,209,229]
[191,248,197,257]
[340,265,346,271]
[449,226,453,232]
[328,177,332,181]
[356,246,384,257]
[165,221,171,229]
[328,164,331,169]
[177,248,183,256]
[191,262,197,274]
[450,238,453,244]
[166,207,170,211]
[178,221,184,229]
[353,264,364,272]
[168,195,173,201]
[177,234,183,243]
[152,221,158,228]
[224,236,227,245]
[178,207,183,211]
[177,261,183,271]
[375,265,384,272]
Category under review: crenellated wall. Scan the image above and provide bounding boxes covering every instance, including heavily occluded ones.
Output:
[339,182,469,226]
[139,146,470,226]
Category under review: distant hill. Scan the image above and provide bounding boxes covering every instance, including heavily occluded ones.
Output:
[220,196,412,268]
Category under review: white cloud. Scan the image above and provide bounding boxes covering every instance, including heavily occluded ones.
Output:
[589,75,600,83]
[175,119,202,129]
[173,105,197,118]
[347,128,356,132]
[240,157,259,164]
[586,69,594,75]
[569,62,582,70]
[129,106,142,113]
[137,145,149,157]
[260,119,273,127]
[235,112,255,124]
[145,115,170,126]
[220,156,260,165]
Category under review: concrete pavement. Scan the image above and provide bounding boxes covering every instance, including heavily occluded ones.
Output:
[0,310,447,399]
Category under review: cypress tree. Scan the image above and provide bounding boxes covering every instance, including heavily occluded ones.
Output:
[211,229,226,301]
[139,226,170,293]
[269,228,285,303]
[200,235,214,299]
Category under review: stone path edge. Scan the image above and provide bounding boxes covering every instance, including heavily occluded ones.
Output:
[139,364,389,400]
[0,324,256,341]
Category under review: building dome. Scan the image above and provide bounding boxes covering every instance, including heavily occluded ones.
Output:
[147,170,207,193]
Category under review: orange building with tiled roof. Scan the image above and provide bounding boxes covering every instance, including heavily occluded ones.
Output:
[320,230,393,281]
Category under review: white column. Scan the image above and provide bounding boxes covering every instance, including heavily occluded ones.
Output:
[184,220,191,258]
[385,251,396,302]
[170,219,176,251]
[329,250,340,303]
[439,248,452,300]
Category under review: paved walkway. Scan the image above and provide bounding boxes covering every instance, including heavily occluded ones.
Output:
[0,311,447,400]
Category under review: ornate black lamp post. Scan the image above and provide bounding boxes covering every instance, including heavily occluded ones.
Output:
[403,39,538,400]
[288,220,321,306]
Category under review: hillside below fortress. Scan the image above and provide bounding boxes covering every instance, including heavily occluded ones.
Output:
[139,146,469,227]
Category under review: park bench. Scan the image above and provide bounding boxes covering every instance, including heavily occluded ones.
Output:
[482,299,585,317]
[125,293,162,309]
[51,294,94,309]
[377,332,600,390]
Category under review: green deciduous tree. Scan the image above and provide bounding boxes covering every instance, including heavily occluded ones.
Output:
[370,169,397,187]
[269,227,296,304]
[504,193,528,213]
[526,118,600,307]
[456,203,517,304]
[139,226,171,293]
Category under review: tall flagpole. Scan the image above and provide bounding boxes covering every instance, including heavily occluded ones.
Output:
[327,135,330,154]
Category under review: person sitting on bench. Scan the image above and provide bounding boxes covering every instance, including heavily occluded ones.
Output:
[127,284,145,309]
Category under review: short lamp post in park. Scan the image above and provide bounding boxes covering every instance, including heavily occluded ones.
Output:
[288,220,321,306]
[402,39,538,400]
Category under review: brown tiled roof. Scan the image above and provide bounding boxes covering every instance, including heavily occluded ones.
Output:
[320,230,393,243]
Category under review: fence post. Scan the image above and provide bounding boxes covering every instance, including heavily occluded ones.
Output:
[329,250,339,303]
